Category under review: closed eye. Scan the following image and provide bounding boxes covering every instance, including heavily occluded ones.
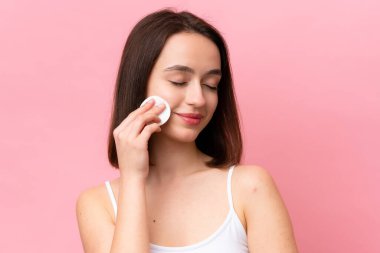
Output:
[205,84,218,90]
[169,81,218,91]
[169,81,186,86]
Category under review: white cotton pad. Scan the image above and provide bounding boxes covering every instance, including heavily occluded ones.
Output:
[140,95,171,126]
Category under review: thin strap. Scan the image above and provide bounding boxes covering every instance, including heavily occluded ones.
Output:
[105,181,117,218]
[227,164,236,211]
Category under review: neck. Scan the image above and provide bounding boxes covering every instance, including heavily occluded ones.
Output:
[147,132,210,186]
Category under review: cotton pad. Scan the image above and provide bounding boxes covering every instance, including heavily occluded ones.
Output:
[140,95,171,126]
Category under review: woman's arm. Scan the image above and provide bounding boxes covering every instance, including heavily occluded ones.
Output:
[76,175,150,253]
[76,187,116,253]
[241,165,299,253]
[76,101,165,253]
[111,175,150,252]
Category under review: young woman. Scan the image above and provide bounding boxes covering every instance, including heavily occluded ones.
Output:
[76,9,299,253]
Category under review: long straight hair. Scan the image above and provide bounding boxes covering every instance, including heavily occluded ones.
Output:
[107,8,243,169]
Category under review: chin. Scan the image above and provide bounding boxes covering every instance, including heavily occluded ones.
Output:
[161,126,201,143]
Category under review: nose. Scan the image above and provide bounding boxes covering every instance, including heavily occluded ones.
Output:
[185,81,206,107]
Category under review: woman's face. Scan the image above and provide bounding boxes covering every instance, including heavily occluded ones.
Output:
[146,32,221,142]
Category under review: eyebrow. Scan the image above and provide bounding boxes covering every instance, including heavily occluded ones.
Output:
[164,65,222,77]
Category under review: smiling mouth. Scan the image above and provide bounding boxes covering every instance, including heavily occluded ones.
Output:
[175,113,203,125]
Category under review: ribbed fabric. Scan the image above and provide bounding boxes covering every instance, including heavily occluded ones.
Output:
[105,165,249,253]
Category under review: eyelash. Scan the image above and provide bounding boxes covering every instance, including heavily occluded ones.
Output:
[169,81,218,91]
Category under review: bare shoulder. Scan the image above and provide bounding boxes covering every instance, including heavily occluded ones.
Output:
[76,182,116,252]
[233,164,278,215]
[76,183,110,214]
[234,164,299,252]
[76,180,118,223]
[233,164,274,192]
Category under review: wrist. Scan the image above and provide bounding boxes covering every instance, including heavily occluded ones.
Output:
[120,172,147,185]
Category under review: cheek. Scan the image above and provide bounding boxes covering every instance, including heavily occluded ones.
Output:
[204,95,218,123]
[146,82,180,109]
[147,80,170,97]
[209,94,218,112]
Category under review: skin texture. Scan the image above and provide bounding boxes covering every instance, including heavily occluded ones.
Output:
[145,32,221,184]
[76,32,299,253]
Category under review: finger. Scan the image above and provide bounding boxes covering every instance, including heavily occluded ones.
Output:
[114,113,160,145]
[114,99,156,135]
[127,113,161,138]
[151,103,167,114]
[139,123,162,142]
[118,100,166,131]
[118,102,166,134]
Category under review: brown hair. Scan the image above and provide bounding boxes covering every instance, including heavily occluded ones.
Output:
[107,8,243,169]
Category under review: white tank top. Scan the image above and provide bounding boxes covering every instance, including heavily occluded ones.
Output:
[105,165,249,253]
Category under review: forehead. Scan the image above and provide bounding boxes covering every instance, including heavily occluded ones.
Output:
[154,32,221,71]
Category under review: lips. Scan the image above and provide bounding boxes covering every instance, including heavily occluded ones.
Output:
[175,113,203,119]
[175,113,203,125]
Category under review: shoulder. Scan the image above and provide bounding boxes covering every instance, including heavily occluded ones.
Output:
[76,183,105,209]
[76,182,115,223]
[234,164,299,252]
[233,164,284,216]
[233,164,277,201]
[233,164,279,213]
[76,182,119,252]
[233,164,274,189]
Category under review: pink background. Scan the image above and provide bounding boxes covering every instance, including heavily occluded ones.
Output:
[1,0,379,252]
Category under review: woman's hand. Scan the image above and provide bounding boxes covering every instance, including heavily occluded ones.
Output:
[112,99,165,179]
